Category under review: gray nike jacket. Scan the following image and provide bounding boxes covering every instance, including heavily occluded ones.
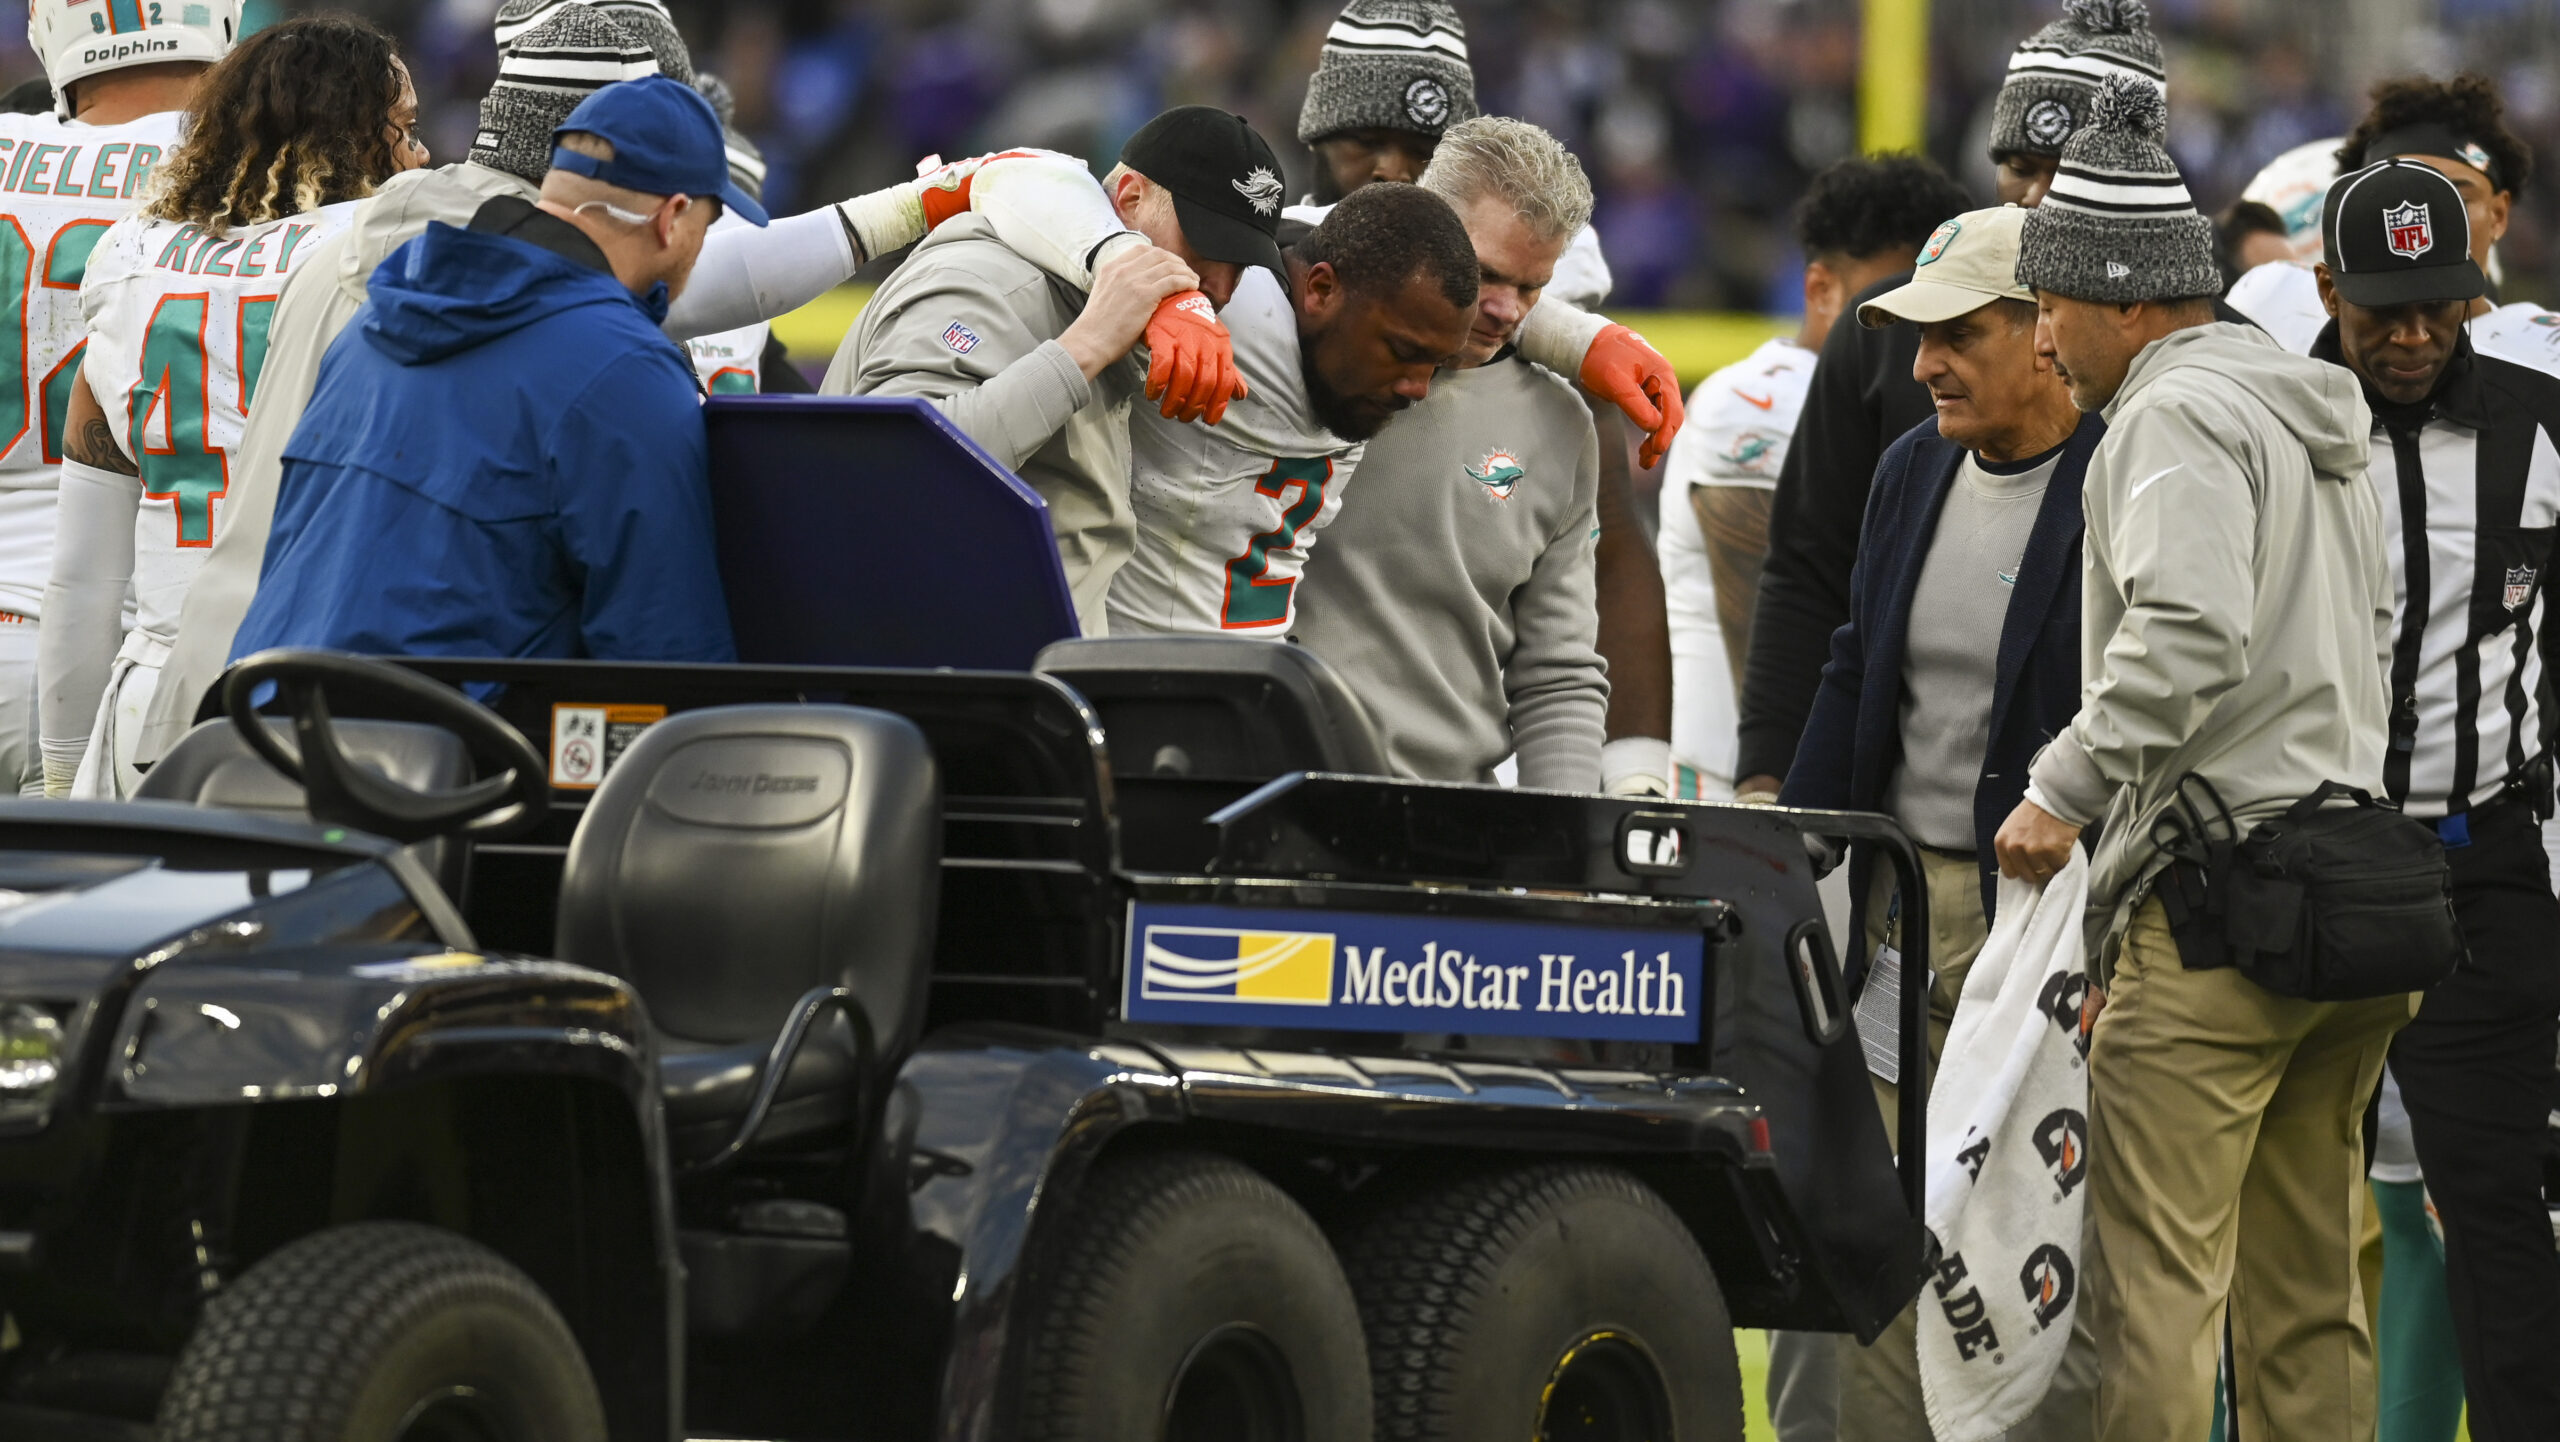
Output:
[2026,322,2393,935]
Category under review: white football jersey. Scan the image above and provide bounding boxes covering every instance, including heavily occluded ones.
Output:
[1107,264,1362,637]
[1659,335,1813,797]
[2471,300,2560,370]
[0,108,181,616]
[80,200,360,640]
[2223,259,2328,355]
[689,321,767,395]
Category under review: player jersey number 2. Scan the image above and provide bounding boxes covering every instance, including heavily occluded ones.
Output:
[128,291,258,547]
[1220,456,1334,629]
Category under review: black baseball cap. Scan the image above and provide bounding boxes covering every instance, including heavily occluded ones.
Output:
[1119,106,1288,277]
[2321,159,2485,309]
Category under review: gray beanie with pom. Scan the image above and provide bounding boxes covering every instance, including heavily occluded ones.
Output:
[1297,0,1478,145]
[468,4,660,186]
[1991,0,2167,159]
[494,0,692,85]
[2016,74,2221,302]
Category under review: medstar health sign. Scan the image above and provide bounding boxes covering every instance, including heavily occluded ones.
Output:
[1122,903,1706,1042]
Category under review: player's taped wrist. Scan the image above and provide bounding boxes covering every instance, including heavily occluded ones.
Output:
[1601,736,1673,799]
[837,185,928,267]
[1515,298,1612,377]
[39,738,85,800]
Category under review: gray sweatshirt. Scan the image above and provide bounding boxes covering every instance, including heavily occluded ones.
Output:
[823,214,1140,635]
[2027,322,2392,919]
[1291,352,1606,790]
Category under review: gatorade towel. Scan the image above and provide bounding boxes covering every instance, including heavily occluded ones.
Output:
[1918,851,2094,1441]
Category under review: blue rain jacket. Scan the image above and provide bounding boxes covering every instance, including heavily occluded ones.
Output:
[235,217,736,665]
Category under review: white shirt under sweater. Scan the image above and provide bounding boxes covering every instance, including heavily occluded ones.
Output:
[1291,349,1605,790]
[1884,445,2060,851]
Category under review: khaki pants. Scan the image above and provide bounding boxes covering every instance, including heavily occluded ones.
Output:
[1838,847,2098,1442]
[2087,897,2415,1442]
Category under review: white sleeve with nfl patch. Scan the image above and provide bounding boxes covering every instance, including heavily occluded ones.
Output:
[820,267,1092,472]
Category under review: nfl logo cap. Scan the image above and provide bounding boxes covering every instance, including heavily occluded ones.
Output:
[551,74,769,226]
[2322,159,2485,308]
[1859,205,2037,328]
[1120,106,1288,278]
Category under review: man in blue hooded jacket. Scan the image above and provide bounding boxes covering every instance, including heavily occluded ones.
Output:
[233,74,763,665]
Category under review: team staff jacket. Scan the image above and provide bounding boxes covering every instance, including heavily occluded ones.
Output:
[233,198,734,665]
[2307,324,2560,821]
[2026,323,2392,920]
[1781,414,2099,927]
[1292,349,1606,791]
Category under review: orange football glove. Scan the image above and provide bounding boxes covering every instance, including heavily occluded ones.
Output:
[1145,291,1248,425]
[1579,323,1685,468]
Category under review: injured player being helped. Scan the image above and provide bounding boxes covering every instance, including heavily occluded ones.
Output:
[951,152,1682,645]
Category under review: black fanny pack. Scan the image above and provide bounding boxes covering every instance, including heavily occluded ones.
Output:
[2152,776,2464,1001]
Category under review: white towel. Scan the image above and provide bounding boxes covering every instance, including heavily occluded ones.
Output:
[1917,851,2094,1442]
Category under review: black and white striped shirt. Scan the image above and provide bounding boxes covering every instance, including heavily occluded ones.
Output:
[2310,328,2560,821]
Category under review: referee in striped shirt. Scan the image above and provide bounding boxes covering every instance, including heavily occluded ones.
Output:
[2311,158,2560,1441]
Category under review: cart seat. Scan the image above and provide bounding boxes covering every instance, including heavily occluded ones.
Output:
[138,718,475,897]
[554,704,941,1163]
[1033,636,1390,782]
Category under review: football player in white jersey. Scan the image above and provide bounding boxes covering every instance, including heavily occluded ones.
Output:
[1657,338,1814,799]
[38,13,423,798]
[833,131,1676,639]
[2229,76,2554,365]
[0,0,235,792]
[1657,157,1956,800]
[1107,182,1478,636]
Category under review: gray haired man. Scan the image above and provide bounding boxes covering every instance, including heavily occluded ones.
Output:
[1999,75,2406,1441]
[1291,117,1607,790]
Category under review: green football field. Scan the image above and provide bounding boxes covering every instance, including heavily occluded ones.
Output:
[1736,1331,2469,1440]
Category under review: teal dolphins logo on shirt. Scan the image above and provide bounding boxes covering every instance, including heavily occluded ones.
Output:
[1466,450,1524,501]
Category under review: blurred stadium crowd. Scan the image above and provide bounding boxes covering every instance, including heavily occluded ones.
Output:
[6,0,2548,315]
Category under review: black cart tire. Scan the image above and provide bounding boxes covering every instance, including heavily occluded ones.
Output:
[1342,1164,1743,1442]
[156,1221,605,1442]
[1013,1150,1372,1442]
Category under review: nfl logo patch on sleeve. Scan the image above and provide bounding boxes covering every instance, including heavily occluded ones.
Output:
[942,320,981,355]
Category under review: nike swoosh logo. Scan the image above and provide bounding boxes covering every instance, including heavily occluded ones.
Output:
[2127,463,2183,502]
[1735,390,1775,410]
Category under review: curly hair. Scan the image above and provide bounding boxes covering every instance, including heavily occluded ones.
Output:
[2338,73,2533,202]
[144,13,409,235]
[1794,153,1973,264]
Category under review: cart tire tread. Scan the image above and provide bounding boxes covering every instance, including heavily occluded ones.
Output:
[157,1220,604,1442]
[1340,1163,1744,1441]
[1014,1149,1370,1441]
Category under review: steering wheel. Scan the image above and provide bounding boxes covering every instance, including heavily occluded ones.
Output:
[222,649,550,844]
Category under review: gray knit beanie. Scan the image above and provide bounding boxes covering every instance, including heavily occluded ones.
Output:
[1296,0,1477,145]
[2016,75,2221,302]
[468,4,660,186]
[494,0,692,85]
[694,74,767,203]
[1990,0,2166,159]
